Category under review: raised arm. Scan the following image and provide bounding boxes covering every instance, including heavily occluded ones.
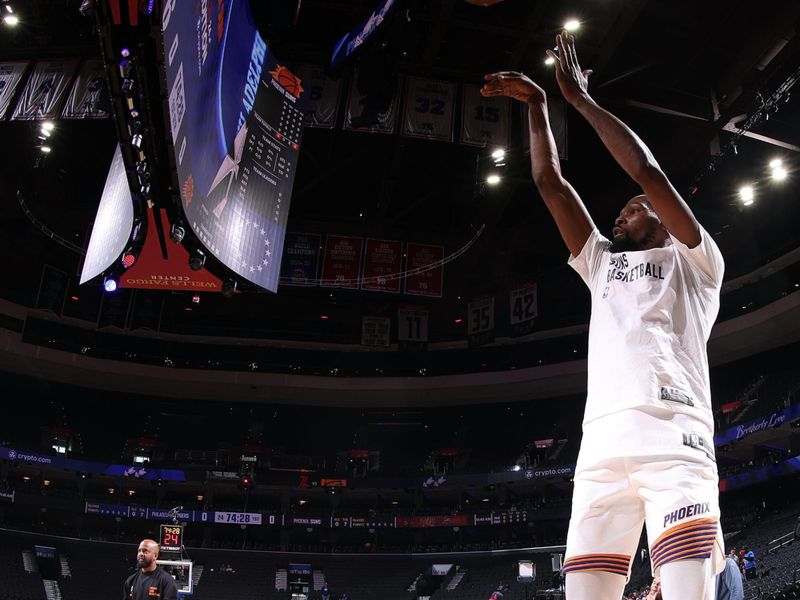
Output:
[549,31,701,248]
[481,72,595,257]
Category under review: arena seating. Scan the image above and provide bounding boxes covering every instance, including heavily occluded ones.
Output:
[0,535,48,600]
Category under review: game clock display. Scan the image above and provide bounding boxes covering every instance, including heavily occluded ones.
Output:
[159,524,183,552]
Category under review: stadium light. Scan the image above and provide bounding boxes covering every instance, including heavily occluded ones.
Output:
[222,279,237,298]
[121,251,137,269]
[188,249,206,271]
[769,159,788,181]
[739,185,754,206]
[771,166,788,181]
[170,222,186,243]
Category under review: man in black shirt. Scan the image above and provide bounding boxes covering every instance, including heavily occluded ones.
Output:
[123,539,179,600]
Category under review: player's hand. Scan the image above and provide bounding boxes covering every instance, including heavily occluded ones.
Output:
[481,71,545,103]
[547,31,593,106]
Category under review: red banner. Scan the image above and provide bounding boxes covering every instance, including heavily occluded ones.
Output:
[119,208,223,292]
[396,515,469,528]
[404,243,444,297]
[321,236,363,288]
[361,238,402,293]
[721,400,744,414]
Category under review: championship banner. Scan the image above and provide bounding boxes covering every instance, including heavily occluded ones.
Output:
[162,0,310,293]
[80,144,134,284]
[279,232,321,286]
[468,295,495,347]
[361,316,391,347]
[321,235,363,288]
[397,306,428,342]
[509,283,538,337]
[402,76,456,142]
[460,83,510,148]
[522,98,567,160]
[343,69,401,134]
[295,64,342,129]
[396,515,470,528]
[361,238,402,292]
[11,59,78,120]
[61,59,109,119]
[0,61,28,120]
[403,243,444,297]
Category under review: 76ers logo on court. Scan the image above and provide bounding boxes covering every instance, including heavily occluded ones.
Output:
[269,65,304,98]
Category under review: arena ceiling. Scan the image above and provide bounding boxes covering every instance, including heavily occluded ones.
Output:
[1,0,799,345]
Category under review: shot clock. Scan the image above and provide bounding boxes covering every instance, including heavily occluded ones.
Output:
[159,524,183,553]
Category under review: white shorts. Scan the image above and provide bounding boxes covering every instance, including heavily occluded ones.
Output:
[562,454,724,579]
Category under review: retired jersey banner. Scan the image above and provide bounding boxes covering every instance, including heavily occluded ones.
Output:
[460,83,510,148]
[361,238,402,292]
[0,61,28,120]
[296,64,342,129]
[280,232,321,286]
[361,316,391,347]
[61,59,109,119]
[162,0,310,293]
[343,70,401,134]
[509,283,538,325]
[402,76,456,142]
[404,243,444,297]
[468,296,495,334]
[521,98,567,160]
[468,295,495,347]
[12,59,78,120]
[397,306,428,342]
[321,235,363,288]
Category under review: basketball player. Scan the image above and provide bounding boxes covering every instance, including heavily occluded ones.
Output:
[482,31,724,600]
[124,539,178,600]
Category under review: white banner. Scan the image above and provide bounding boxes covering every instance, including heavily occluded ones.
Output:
[398,307,429,342]
[460,84,509,148]
[61,59,109,119]
[402,76,456,142]
[509,284,538,325]
[362,316,391,347]
[0,61,28,120]
[521,98,567,160]
[468,296,495,335]
[296,64,342,129]
[12,59,78,120]
[344,70,401,134]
